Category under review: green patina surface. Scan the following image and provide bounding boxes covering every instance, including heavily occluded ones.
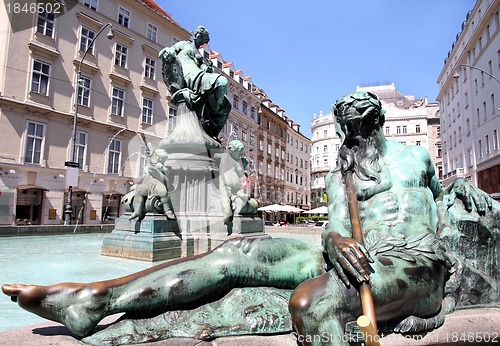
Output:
[2,88,499,346]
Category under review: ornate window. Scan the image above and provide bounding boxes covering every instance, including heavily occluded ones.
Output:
[147,23,158,42]
[168,107,177,132]
[37,9,55,37]
[141,97,154,125]
[30,60,50,95]
[75,131,87,169]
[80,27,95,54]
[118,7,130,28]
[111,87,125,116]
[233,95,239,110]
[77,76,91,107]
[82,0,97,10]
[107,139,122,174]
[24,121,45,164]
[144,56,156,79]
[114,43,128,68]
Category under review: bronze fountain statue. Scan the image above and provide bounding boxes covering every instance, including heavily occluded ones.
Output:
[2,28,499,346]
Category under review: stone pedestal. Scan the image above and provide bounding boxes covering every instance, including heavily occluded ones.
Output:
[101,214,183,261]
[102,103,265,261]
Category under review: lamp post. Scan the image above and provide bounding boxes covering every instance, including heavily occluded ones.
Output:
[453,63,500,115]
[64,23,114,225]
[453,63,500,85]
[449,63,500,190]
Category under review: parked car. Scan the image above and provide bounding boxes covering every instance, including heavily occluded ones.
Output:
[313,221,329,228]
[299,220,316,227]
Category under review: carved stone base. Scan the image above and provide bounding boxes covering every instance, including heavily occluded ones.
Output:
[105,103,267,262]
[227,215,265,236]
[101,214,183,262]
[102,213,268,262]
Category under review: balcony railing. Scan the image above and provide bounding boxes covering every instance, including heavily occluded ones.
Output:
[444,168,465,179]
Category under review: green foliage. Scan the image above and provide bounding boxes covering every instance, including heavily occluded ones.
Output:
[296,215,328,223]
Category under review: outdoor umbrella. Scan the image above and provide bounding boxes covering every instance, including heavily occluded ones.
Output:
[257,204,289,212]
[258,204,304,224]
[303,206,328,214]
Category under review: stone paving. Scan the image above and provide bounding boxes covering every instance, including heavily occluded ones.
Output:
[1,308,500,345]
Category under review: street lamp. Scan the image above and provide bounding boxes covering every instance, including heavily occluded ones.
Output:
[453,63,500,112]
[64,23,114,225]
[453,63,500,85]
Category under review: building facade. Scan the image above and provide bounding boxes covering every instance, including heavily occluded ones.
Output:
[198,46,311,213]
[436,0,499,198]
[358,84,442,180]
[310,111,341,209]
[0,0,310,225]
[0,0,191,225]
[310,83,441,209]
[253,88,311,213]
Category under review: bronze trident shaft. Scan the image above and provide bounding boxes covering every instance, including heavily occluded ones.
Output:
[345,170,380,346]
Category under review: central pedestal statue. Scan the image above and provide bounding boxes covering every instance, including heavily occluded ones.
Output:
[102,26,262,261]
[2,41,500,345]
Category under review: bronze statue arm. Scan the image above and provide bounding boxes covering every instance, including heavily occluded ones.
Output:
[323,171,373,286]
[440,178,493,214]
[324,171,373,285]
[426,156,442,200]
[322,230,373,286]
[412,144,442,199]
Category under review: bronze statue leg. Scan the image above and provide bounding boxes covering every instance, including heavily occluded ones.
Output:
[129,195,146,221]
[155,185,175,219]
[220,188,233,223]
[289,256,446,345]
[212,76,228,108]
[289,272,359,346]
[205,77,229,138]
[3,237,324,337]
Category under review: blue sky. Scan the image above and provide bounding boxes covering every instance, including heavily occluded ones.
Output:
[159,1,476,137]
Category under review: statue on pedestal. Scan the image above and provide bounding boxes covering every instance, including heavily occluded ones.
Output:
[102,26,261,261]
[159,25,230,141]
[3,92,498,346]
[216,139,259,234]
[122,142,176,221]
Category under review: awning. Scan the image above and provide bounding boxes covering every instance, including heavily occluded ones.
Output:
[17,184,48,191]
[64,187,90,194]
[303,206,328,214]
[16,185,47,205]
[102,190,123,196]
[258,204,304,213]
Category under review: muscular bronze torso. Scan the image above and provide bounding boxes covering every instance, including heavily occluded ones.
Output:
[352,142,439,243]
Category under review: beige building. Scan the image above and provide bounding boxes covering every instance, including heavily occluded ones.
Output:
[0,0,310,225]
[198,45,311,214]
[284,110,311,210]
[310,83,442,208]
[253,88,311,214]
[310,111,341,208]
[358,84,442,179]
[0,0,190,225]
[436,0,499,198]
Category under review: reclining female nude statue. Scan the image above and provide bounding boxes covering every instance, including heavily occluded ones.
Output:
[159,25,230,141]
[2,92,496,345]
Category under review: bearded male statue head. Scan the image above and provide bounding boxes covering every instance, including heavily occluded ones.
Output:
[332,91,387,184]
